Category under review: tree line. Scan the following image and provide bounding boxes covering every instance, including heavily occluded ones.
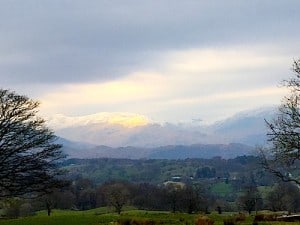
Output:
[2,177,299,218]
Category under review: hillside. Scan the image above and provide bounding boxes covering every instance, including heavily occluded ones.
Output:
[50,107,275,149]
[53,107,275,159]
[62,155,268,185]
[60,141,254,159]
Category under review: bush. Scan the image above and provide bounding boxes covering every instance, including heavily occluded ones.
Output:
[223,213,245,225]
[117,218,131,225]
[195,216,214,225]
[234,213,246,222]
[5,205,20,218]
[254,213,277,222]
[223,218,235,225]
[117,218,156,225]
[3,198,21,218]
[19,203,35,217]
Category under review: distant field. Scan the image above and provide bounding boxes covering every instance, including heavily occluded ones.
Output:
[0,208,298,225]
[210,181,233,197]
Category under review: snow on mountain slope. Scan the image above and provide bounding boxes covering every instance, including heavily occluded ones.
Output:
[208,106,276,145]
[48,107,277,148]
[53,122,208,148]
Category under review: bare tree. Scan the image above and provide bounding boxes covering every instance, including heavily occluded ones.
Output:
[261,59,300,185]
[266,182,300,213]
[237,186,262,215]
[164,181,185,213]
[0,89,65,198]
[104,182,129,214]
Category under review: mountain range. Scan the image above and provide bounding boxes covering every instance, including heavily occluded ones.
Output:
[49,106,277,159]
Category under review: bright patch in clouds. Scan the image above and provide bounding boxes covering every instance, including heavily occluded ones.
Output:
[107,113,149,128]
[165,47,287,74]
[39,47,291,123]
[47,112,150,129]
[40,72,166,112]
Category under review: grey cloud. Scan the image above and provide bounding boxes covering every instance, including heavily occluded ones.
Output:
[0,0,299,85]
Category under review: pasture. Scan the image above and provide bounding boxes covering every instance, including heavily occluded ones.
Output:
[0,208,298,225]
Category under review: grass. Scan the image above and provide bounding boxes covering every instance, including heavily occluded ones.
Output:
[210,182,233,197]
[0,209,117,225]
[0,209,298,225]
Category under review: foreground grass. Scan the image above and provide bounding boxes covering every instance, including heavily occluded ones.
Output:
[0,208,298,225]
[0,208,116,225]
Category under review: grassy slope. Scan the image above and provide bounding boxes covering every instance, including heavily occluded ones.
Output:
[0,209,297,225]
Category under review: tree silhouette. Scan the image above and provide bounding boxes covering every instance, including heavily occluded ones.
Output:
[261,59,300,185]
[0,89,65,198]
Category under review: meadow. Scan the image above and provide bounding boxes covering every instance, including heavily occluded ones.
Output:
[0,208,298,225]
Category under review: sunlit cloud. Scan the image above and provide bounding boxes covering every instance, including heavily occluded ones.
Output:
[165,47,289,74]
[39,46,292,123]
[39,72,167,115]
[163,86,287,107]
[46,112,150,129]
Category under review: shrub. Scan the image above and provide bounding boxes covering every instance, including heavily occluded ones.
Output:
[117,218,131,225]
[234,213,246,222]
[3,198,22,218]
[117,218,156,225]
[254,214,277,222]
[223,213,246,225]
[195,216,214,225]
[19,203,35,217]
[223,218,235,225]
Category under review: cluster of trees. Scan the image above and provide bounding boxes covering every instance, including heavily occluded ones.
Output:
[195,167,217,178]
[0,179,213,217]
[43,179,213,214]
[3,177,299,218]
[63,156,269,186]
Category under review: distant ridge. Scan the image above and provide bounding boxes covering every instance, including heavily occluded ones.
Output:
[207,106,276,146]
[52,106,276,159]
[60,140,254,159]
[148,143,254,159]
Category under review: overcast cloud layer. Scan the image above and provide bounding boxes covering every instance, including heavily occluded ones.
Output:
[1,1,300,123]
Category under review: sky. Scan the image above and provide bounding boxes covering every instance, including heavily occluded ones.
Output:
[1,1,300,124]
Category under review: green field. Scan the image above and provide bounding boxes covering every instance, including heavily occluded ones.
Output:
[0,208,298,225]
[210,181,233,197]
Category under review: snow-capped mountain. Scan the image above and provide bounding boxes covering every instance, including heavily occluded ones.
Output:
[48,106,277,149]
[207,106,276,146]
[49,115,206,147]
